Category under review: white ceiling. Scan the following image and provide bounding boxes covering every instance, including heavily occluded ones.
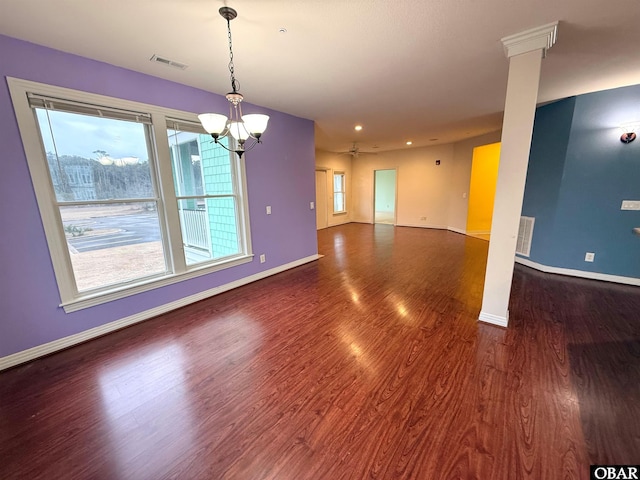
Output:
[2,0,640,153]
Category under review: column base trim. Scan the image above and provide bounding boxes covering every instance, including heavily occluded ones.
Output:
[478,310,509,328]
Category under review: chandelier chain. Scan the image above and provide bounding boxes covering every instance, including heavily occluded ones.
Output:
[198,6,268,159]
[227,18,240,93]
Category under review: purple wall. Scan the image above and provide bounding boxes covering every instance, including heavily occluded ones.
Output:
[0,35,317,358]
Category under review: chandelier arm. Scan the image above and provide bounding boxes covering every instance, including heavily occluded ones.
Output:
[242,137,262,151]
[209,134,259,159]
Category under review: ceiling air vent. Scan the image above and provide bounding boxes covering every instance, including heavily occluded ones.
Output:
[516,216,535,257]
[150,54,188,70]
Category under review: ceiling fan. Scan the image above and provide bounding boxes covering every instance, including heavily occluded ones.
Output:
[338,143,377,158]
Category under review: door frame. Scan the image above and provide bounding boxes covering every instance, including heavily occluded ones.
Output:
[315,168,329,230]
[373,168,398,225]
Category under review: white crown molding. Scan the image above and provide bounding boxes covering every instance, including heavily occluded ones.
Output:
[0,254,321,371]
[501,22,558,58]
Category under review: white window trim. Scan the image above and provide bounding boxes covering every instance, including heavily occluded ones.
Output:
[8,77,254,313]
[333,171,346,214]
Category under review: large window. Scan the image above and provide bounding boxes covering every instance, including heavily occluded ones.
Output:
[9,78,253,312]
[167,122,242,266]
[35,106,167,293]
[333,172,346,214]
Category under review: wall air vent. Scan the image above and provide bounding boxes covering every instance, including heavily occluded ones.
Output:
[516,216,535,257]
[150,55,188,70]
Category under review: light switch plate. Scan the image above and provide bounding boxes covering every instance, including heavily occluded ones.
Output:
[621,200,640,211]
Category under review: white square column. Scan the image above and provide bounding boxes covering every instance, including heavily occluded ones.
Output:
[479,22,558,327]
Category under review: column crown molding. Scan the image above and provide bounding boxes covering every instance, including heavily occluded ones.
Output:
[501,22,558,58]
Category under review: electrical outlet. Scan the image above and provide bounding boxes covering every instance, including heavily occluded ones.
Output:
[260,254,266,263]
[585,252,595,262]
[266,206,271,215]
[310,201,315,210]
[621,200,640,211]
[420,216,427,221]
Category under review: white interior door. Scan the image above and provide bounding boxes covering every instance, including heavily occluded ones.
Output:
[315,170,328,230]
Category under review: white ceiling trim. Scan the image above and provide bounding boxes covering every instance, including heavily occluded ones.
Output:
[501,22,559,58]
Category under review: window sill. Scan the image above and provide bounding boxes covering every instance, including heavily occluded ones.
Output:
[60,254,254,313]
[333,211,347,216]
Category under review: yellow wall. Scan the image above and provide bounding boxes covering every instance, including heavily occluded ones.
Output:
[466,142,501,233]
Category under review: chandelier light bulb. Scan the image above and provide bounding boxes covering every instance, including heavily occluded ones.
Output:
[198,113,228,136]
[242,114,270,136]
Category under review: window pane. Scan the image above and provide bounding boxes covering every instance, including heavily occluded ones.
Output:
[333,173,345,212]
[168,130,233,196]
[334,174,343,191]
[35,109,154,201]
[178,197,240,266]
[61,203,167,292]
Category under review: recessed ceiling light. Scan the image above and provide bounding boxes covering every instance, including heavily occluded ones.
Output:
[406,141,412,145]
[354,125,363,131]
[278,28,287,34]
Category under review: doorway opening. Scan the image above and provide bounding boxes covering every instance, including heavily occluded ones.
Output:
[374,169,397,225]
[466,142,500,241]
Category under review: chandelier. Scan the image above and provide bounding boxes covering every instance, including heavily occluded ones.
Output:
[198,7,269,158]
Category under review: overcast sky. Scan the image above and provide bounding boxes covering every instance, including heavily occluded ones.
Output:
[36,109,149,161]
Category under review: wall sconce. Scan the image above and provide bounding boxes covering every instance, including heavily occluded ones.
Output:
[619,122,639,144]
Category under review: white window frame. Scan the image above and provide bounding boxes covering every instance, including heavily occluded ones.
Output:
[333,171,346,214]
[8,77,253,313]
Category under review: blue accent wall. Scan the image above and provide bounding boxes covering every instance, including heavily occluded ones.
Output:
[521,85,640,279]
[521,97,575,265]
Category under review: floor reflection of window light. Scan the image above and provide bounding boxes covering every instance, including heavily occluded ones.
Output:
[98,343,195,477]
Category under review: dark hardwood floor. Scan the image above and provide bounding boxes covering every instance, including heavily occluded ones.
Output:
[1,223,639,479]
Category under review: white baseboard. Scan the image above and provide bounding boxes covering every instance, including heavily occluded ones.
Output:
[396,223,447,230]
[478,310,509,327]
[515,256,640,287]
[339,222,465,234]
[0,254,321,371]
